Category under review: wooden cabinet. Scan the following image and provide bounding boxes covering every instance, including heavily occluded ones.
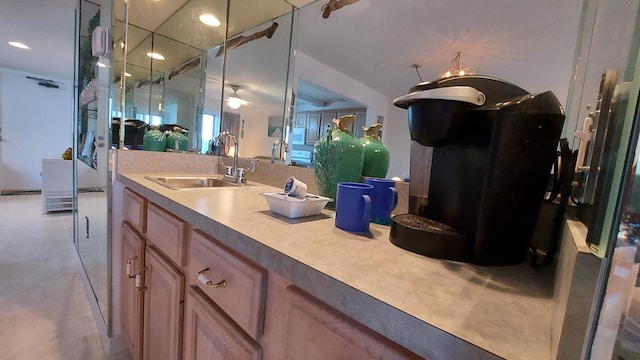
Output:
[118,187,418,360]
[190,230,267,340]
[141,200,188,360]
[121,221,146,360]
[348,111,367,138]
[146,202,188,267]
[123,188,147,234]
[143,245,185,360]
[280,285,421,360]
[121,188,187,360]
[305,113,321,144]
[297,108,367,145]
[294,113,307,128]
[319,111,337,138]
[183,287,262,360]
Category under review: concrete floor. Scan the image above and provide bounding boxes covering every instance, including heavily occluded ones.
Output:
[0,194,129,360]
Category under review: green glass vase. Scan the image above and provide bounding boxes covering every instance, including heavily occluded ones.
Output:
[143,127,167,152]
[360,123,390,178]
[314,114,364,208]
[166,131,188,151]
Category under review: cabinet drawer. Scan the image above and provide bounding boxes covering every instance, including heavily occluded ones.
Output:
[183,287,261,360]
[123,188,147,234]
[146,203,188,267]
[189,230,267,340]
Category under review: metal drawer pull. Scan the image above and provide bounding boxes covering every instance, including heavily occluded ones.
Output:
[197,267,227,288]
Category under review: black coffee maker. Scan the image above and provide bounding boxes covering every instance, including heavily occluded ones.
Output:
[391,76,565,265]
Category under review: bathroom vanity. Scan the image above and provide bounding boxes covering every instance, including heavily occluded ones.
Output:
[111,152,556,360]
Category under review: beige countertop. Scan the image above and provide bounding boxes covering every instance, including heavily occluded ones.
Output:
[118,171,554,360]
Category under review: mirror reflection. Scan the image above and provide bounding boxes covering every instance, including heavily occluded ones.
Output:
[291,79,367,167]
[77,0,101,169]
[113,0,297,159]
[205,1,296,159]
[112,24,206,151]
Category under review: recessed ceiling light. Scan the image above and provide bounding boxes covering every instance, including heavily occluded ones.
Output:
[199,14,221,27]
[9,41,29,49]
[146,52,165,60]
[124,72,132,77]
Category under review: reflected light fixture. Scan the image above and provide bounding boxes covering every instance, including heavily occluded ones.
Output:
[124,72,132,77]
[227,98,242,109]
[9,41,29,49]
[227,85,243,109]
[97,62,107,68]
[440,51,474,78]
[199,13,220,27]
[147,52,165,60]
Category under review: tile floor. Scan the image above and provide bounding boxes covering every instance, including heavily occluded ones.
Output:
[0,194,129,360]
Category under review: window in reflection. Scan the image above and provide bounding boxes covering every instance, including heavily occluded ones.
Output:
[200,113,219,154]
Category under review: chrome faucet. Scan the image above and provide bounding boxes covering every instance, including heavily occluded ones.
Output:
[210,131,254,184]
[271,139,289,163]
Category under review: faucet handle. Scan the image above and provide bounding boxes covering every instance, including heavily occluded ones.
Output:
[236,168,246,180]
[246,160,256,173]
[218,158,233,175]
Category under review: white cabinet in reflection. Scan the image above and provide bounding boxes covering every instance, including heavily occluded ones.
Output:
[41,159,73,214]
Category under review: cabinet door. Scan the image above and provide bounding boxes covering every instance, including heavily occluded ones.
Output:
[281,286,421,360]
[183,287,261,360]
[305,113,321,144]
[143,245,185,360]
[353,111,367,138]
[294,113,307,128]
[121,221,146,360]
[320,112,338,137]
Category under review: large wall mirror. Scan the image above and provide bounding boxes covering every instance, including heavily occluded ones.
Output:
[114,0,299,158]
[206,1,296,159]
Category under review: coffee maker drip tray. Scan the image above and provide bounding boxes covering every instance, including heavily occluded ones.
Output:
[389,214,471,262]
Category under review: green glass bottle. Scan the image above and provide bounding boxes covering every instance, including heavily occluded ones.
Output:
[166,129,189,151]
[143,126,167,152]
[313,114,364,208]
[360,123,390,178]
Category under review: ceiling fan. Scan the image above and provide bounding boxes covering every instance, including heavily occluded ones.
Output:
[226,84,252,109]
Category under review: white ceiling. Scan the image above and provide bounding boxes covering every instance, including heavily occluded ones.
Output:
[296,0,584,101]
[0,0,77,80]
[0,0,584,104]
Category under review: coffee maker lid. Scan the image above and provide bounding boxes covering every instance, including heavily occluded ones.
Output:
[393,86,487,108]
[393,75,529,109]
[479,90,565,115]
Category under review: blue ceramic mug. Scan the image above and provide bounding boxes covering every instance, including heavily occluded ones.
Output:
[364,177,398,225]
[335,182,373,232]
